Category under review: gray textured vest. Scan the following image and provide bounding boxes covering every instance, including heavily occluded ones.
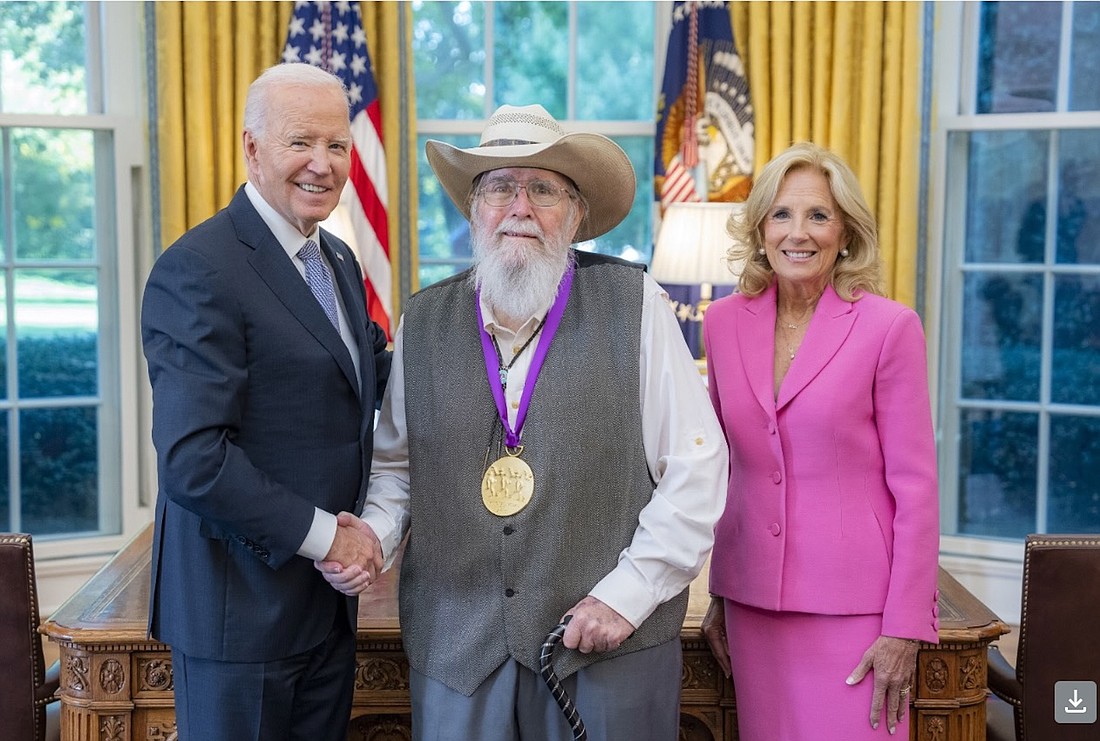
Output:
[399,258,689,696]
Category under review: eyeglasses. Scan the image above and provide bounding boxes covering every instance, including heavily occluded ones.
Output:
[477,179,574,208]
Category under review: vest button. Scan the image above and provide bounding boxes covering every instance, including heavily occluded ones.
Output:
[505,588,515,597]
[503,526,514,535]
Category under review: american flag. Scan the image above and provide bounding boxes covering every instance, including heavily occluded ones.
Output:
[655,1,753,209]
[282,0,392,337]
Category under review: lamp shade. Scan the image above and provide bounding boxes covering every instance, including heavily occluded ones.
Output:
[650,201,743,286]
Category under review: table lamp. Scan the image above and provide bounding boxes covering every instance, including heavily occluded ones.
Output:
[650,201,744,322]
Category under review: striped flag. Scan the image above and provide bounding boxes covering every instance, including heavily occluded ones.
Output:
[282,0,392,337]
[655,1,754,210]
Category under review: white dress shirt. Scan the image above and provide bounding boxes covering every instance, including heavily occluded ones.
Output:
[360,269,728,628]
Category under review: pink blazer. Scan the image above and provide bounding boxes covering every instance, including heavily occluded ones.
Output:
[703,283,940,642]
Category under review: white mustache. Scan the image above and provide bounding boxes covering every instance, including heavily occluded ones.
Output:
[495,219,544,241]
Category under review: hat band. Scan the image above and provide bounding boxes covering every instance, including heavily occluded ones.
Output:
[480,138,538,148]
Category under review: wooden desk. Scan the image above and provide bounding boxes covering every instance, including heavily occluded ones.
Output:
[43,525,1007,741]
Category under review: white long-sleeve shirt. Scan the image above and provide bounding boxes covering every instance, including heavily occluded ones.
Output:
[360,271,728,628]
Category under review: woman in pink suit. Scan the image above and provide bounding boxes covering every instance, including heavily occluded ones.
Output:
[701,143,940,740]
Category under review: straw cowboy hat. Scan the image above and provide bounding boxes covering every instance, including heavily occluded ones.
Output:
[425,104,636,243]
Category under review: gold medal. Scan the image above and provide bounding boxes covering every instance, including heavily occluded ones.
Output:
[481,449,535,516]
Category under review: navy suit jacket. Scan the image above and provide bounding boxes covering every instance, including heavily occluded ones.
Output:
[141,186,391,662]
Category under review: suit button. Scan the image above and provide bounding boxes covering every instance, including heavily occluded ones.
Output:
[768,422,777,434]
[505,588,515,597]
[503,526,514,535]
[769,523,781,536]
[771,471,782,484]
[932,605,939,618]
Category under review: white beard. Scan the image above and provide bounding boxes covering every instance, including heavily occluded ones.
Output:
[470,216,573,326]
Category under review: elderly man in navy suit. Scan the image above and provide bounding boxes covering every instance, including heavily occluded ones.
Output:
[141,63,390,741]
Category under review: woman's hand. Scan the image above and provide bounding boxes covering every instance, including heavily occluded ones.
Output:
[846,634,919,734]
[700,596,731,678]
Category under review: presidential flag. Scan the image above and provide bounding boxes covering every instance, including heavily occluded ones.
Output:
[655,0,753,210]
[283,0,392,337]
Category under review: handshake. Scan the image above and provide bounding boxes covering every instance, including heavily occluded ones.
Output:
[314,511,383,596]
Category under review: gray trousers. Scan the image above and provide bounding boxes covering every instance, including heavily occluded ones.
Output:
[409,637,682,741]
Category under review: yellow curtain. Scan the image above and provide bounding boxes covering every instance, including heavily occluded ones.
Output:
[154,1,415,318]
[729,1,923,306]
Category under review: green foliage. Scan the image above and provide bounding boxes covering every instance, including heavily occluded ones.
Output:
[0,1,87,112]
[12,129,96,260]
[412,1,486,118]
[20,404,99,535]
[2,1,96,262]
[576,2,655,120]
[0,334,99,535]
[18,333,98,398]
[493,2,568,115]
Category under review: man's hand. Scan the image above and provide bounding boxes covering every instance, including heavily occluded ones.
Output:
[313,512,383,595]
[561,595,636,654]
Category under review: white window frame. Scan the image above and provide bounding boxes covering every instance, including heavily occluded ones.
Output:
[0,1,153,611]
[927,1,1100,622]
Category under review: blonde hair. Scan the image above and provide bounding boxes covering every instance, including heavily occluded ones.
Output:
[726,142,884,300]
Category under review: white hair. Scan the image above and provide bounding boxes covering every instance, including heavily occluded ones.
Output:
[469,206,575,326]
[243,63,349,140]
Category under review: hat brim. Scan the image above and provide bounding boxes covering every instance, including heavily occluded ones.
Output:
[425,133,636,243]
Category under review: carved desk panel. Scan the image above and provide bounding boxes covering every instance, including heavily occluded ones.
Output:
[43,525,1004,741]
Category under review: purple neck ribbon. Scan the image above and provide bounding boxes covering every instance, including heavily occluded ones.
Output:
[476,264,574,449]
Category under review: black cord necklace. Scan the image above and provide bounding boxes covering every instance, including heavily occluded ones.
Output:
[490,314,548,390]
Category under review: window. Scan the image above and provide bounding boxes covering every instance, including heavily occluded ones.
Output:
[412,0,658,288]
[0,1,147,555]
[933,2,1100,548]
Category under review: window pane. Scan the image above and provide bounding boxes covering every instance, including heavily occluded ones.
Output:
[16,268,98,399]
[12,128,96,260]
[494,2,567,117]
[0,1,87,115]
[1048,415,1100,532]
[0,415,7,530]
[0,279,6,399]
[576,2,655,119]
[977,1,1062,113]
[582,136,653,262]
[20,406,98,534]
[1052,275,1100,405]
[412,0,485,119]
[1070,2,1100,111]
[420,263,467,289]
[0,139,5,259]
[959,130,1050,263]
[957,409,1037,537]
[417,134,477,288]
[962,273,1041,402]
[1056,130,1100,265]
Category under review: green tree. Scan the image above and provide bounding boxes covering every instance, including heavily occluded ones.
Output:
[413,1,486,119]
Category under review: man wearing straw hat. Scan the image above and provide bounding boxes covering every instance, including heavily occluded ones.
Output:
[319,104,727,739]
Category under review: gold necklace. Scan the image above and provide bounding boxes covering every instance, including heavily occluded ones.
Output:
[777,314,810,360]
[777,307,814,331]
[780,324,800,360]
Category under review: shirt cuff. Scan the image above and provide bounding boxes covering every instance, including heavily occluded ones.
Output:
[296,508,338,561]
[588,566,660,630]
[359,507,402,570]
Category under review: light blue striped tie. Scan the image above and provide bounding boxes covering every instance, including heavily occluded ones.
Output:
[298,240,339,330]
